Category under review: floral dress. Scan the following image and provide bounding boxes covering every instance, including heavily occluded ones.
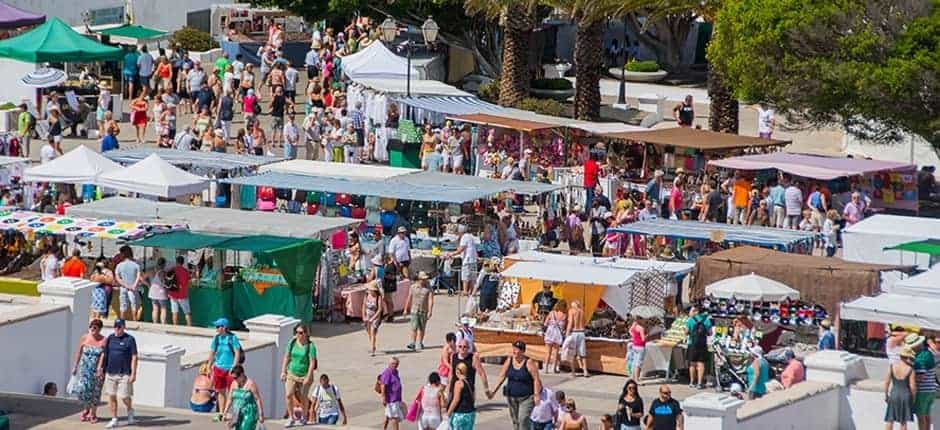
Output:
[71,345,103,408]
[231,385,259,430]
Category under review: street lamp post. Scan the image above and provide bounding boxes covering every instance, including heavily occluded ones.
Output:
[379,16,438,99]
[617,17,628,106]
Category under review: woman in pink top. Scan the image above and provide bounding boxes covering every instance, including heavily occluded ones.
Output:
[669,177,684,219]
[628,319,647,381]
[242,89,258,128]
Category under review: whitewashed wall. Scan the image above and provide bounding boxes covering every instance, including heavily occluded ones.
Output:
[0,302,70,395]
[0,59,37,108]
[6,0,234,32]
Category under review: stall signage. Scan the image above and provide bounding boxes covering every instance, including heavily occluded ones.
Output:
[87,6,126,26]
[240,267,287,294]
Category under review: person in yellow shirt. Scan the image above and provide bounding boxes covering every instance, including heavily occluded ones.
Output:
[16,103,33,157]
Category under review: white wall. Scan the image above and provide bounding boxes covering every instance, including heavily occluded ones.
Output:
[0,304,70,395]
[0,58,37,108]
[846,381,940,430]
[7,0,234,32]
[736,386,840,430]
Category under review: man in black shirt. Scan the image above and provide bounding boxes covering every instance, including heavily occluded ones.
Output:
[270,86,291,144]
[531,284,557,319]
[673,95,695,127]
[195,82,214,114]
[701,181,725,223]
[646,385,683,430]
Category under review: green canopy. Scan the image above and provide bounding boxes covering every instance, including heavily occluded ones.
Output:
[131,231,232,250]
[885,239,940,256]
[0,17,122,63]
[99,24,167,43]
[213,235,309,253]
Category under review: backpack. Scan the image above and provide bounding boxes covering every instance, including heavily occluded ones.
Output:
[213,333,245,365]
[164,268,178,291]
[809,192,823,210]
[691,318,709,348]
[25,112,36,132]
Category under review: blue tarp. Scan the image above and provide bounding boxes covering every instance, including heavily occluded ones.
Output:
[103,148,282,172]
[609,218,816,251]
[391,95,506,116]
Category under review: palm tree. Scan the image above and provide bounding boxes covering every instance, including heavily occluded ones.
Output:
[545,0,642,121]
[465,0,540,107]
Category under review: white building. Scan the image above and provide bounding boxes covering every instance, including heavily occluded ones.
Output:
[6,0,235,32]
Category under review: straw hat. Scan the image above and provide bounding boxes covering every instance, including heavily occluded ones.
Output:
[417,271,430,280]
[97,81,112,90]
[900,346,916,359]
[366,281,380,292]
[905,333,925,349]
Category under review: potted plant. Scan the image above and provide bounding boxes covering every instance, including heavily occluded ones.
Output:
[610,60,668,82]
[542,58,572,79]
[529,78,575,101]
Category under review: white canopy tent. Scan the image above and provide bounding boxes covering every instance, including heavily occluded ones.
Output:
[842,293,940,331]
[23,145,121,184]
[259,159,419,180]
[341,41,422,81]
[96,154,208,198]
[843,214,940,271]
[704,273,801,301]
[888,267,940,297]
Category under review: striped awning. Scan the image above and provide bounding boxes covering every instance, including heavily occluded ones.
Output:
[391,95,507,116]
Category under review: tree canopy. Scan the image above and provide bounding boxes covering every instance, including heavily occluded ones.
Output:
[709,0,940,147]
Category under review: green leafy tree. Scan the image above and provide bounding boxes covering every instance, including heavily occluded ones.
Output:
[709,0,940,147]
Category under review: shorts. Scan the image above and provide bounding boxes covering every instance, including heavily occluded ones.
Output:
[170,297,190,314]
[452,155,464,170]
[810,209,825,228]
[686,344,708,363]
[52,134,62,144]
[119,288,140,312]
[318,414,339,424]
[915,392,935,416]
[273,116,284,130]
[96,106,107,122]
[284,373,309,399]
[212,366,234,391]
[150,298,169,309]
[531,420,554,430]
[419,414,442,429]
[569,331,587,357]
[103,374,133,399]
[460,263,478,282]
[285,143,297,159]
[410,311,428,331]
[123,73,137,86]
[385,402,405,420]
[285,89,296,100]
[628,345,646,374]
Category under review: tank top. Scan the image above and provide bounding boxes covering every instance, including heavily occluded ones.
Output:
[678,103,694,125]
[506,358,534,398]
[421,384,442,416]
[630,323,646,348]
[453,379,475,413]
[450,353,475,396]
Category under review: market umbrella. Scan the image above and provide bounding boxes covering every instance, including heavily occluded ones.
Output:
[19,67,65,88]
[630,305,664,319]
[704,273,800,301]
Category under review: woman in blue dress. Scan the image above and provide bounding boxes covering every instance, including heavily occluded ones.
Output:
[68,319,107,423]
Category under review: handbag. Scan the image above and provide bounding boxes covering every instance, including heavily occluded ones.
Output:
[405,387,424,422]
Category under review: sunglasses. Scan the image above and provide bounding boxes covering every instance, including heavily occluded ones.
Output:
[660,391,671,395]
[458,345,468,349]
[295,331,306,335]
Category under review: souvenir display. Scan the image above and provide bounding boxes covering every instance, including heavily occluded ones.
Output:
[699,296,828,327]
[660,316,690,344]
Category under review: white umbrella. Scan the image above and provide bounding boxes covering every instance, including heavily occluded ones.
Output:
[20,67,66,88]
[705,273,800,301]
[630,305,664,319]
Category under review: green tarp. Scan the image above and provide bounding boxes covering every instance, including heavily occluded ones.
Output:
[99,24,166,41]
[253,239,323,296]
[0,17,122,63]
[885,239,940,256]
[233,282,312,324]
[131,231,232,250]
[213,235,308,253]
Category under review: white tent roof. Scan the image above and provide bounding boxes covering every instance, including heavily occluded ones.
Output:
[96,154,208,198]
[502,260,636,286]
[705,273,801,301]
[162,207,359,240]
[845,214,940,237]
[508,251,693,274]
[890,267,940,297]
[23,145,122,184]
[342,41,421,81]
[0,156,27,166]
[353,78,471,97]
[843,214,940,271]
[259,159,419,180]
[842,293,940,331]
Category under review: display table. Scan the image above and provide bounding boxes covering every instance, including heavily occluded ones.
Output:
[473,326,629,375]
[340,279,411,318]
[638,341,688,381]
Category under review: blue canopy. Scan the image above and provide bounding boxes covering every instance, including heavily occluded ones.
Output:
[609,218,816,251]
[391,95,506,116]
[103,148,282,172]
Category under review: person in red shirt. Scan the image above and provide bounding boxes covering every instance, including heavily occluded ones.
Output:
[583,152,601,209]
[168,255,192,326]
[61,249,87,278]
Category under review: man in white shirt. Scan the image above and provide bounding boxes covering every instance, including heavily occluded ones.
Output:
[757,103,775,139]
[387,226,411,280]
[283,115,299,160]
[39,136,56,163]
[448,225,478,295]
[284,64,299,103]
[784,180,804,229]
[175,126,195,150]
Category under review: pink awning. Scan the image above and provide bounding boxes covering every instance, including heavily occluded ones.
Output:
[708,153,915,180]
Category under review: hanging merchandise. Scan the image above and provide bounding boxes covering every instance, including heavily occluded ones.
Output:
[497,279,520,311]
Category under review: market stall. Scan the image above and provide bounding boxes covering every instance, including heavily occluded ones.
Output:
[842,268,940,338]
[96,154,209,199]
[473,251,692,376]
[843,214,940,271]
[691,246,914,316]
[216,5,309,66]
[130,230,324,328]
[609,218,817,255]
[23,145,121,183]
[601,127,789,179]
[0,2,44,31]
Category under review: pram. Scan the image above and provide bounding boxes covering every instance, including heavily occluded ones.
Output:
[432,256,458,296]
[712,340,749,392]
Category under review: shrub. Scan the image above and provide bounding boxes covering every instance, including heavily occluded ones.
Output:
[170,26,218,52]
[517,97,564,116]
[477,79,500,102]
[625,60,661,73]
[531,78,573,90]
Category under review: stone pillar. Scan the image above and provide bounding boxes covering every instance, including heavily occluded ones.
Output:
[244,314,300,419]
[38,277,96,387]
[804,350,868,386]
[135,344,186,408]
[682,392,745,430]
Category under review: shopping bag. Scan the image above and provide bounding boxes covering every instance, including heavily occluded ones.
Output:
[405,399,420,422]
[436,419,450,430]
[560,336,574,361]
[464,295,478,315]
[255,423,266,430]
[65,374,80,396]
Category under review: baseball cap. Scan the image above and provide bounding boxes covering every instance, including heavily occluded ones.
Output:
[213,318,230,328]
[113,319,126,328]
[512,340,526,351]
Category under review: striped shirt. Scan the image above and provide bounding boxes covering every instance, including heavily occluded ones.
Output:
[914,350,937,393]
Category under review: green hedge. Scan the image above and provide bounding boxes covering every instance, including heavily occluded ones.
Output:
[625,60,661,73]
[170,26,218,52]
[478,80,499,103]
[517,97,564,116]
[531,78,573,90]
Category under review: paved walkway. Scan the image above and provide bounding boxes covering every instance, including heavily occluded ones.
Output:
[19,294,698,429]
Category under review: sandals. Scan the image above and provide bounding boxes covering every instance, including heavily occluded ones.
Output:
[80,411,88,422]
[89,416,99,424]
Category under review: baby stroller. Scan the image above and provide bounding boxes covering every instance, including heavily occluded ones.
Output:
[712,341,749,392]
[432,256,458,296]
